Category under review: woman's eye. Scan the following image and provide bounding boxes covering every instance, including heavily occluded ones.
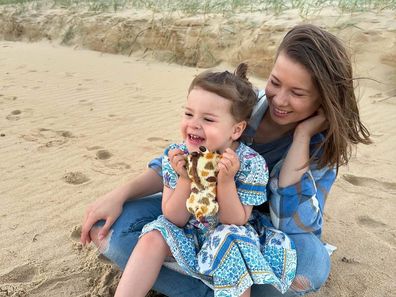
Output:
[292,91,304,97]
[270,79,280,87]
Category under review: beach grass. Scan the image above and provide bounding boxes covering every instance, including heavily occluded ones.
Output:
[0,0,395,15]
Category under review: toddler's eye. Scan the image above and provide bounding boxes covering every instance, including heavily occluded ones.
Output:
[204,117,215,122]
[184,112,193,117]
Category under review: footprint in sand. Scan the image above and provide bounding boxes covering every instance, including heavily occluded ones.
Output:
[64,72,75,77]
[86,145,103,151]
[79,99,93,106]
[0,95,17,101]
[0,262,37,283]
[106,162,131,170]
[96,149,112,160]
[147,137,170,148]
[357,215,387,228]
[59,130,73,138]
[87,147,131,175]
[356,215,396,247]
[22,128,74,151]
[147,137,166,142]
[6,109,22,121]
[63,171,90,185]
[342,174,396,192]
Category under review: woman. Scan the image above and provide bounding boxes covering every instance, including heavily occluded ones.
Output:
[81,24,371,296]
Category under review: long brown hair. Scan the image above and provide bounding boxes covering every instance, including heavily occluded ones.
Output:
[188,63,257,122]
[277,24,371,169]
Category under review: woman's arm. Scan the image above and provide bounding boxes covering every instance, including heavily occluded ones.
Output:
[80,167,163,245]
[279,108,328,187]
[270,166,336,235]
[272,108,335,234]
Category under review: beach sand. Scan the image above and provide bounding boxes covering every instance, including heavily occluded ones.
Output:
[0,5,395,297]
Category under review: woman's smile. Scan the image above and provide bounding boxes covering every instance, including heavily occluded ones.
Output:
[272,106,292,118]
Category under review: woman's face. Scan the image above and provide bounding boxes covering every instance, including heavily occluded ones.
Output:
[265,52,321,128]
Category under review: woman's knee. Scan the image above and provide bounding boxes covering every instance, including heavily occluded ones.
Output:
[290,275,315,293]
[289,233,331,292]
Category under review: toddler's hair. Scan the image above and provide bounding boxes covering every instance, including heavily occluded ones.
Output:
[188,63,257,122]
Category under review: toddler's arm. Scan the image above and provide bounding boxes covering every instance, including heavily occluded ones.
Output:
[217,148,253,225]
[161,148,191,227]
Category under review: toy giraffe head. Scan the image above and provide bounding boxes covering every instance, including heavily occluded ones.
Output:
[186,146,221,222]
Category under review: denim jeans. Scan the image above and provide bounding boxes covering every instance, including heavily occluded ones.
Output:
[95,194,330,297]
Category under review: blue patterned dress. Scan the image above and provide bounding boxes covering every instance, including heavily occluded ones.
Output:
[142,143,297,297]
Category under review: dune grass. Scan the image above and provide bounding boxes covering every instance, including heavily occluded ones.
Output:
[0,0,395,15]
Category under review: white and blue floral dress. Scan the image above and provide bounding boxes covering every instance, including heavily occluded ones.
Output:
[142,142,297,297]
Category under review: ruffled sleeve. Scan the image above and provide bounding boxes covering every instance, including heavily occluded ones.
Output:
[235,145,269,206]
[162,143,188,189]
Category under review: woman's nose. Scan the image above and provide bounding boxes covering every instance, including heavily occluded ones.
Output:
[273,89,289,106]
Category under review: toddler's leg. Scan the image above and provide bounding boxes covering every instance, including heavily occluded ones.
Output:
[89,193,213,297]
[114,230,170,297]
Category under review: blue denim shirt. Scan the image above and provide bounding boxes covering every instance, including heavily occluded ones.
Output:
[148,93,337,238]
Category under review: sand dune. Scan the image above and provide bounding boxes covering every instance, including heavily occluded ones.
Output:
[0,6,395,297]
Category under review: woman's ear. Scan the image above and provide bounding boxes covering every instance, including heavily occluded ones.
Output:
[231,121,247,140]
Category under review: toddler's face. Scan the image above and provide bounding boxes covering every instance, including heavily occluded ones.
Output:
[181,87,243,153]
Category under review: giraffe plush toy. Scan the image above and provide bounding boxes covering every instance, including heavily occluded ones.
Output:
[186,146,221,222]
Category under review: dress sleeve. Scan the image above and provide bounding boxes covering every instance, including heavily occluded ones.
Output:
[236,153,269,206]
[161,144,179,189]
[269,165,337,235]
[160,143,188,189]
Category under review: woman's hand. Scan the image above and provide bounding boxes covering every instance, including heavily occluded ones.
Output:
[80,168,163,245]
[218,148,240,183]
[168,149,188,179]
[279,108,328,188]
[80,189,124,245]
[295,107,328,139]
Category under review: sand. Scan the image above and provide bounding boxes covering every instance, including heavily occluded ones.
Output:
[0,5,395,297]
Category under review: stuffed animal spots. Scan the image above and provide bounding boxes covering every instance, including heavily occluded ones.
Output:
[186,146,221,222]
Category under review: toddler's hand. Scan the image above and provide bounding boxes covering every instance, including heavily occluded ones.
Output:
[218,148,240,183]
[168,149,188,179]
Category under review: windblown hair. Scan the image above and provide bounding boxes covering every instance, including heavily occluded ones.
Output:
[188,63,257,122]
[277,24,371,169]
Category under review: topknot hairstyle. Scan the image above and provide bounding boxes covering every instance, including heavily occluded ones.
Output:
[188,63,258,122]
